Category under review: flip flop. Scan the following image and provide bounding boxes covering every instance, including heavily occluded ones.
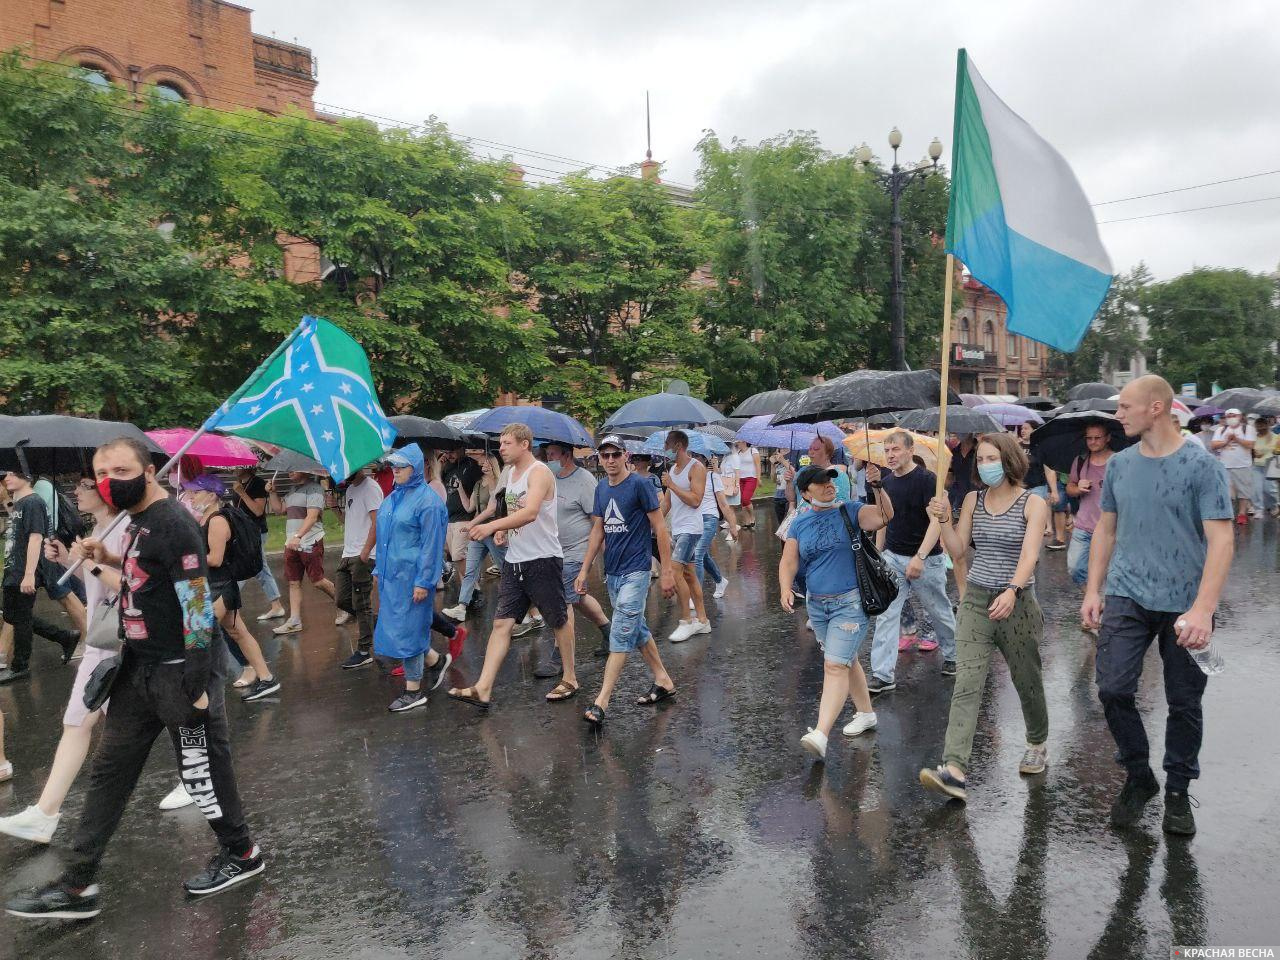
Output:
[583,703,605,726]
[636,683,676,706]
[447,686,491,710]
[545,680,579,702]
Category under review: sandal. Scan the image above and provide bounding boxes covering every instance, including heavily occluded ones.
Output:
[233,670,257,689]
[583,703,605,726]
[545,680,579,702]
[636,683,676,706]
[447,686,491,710]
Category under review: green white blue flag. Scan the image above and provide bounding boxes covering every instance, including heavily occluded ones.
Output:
[206,316,396,482]
[946,49,1113,352]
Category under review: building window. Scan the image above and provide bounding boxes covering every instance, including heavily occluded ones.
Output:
[1007,333,1018,359]
[153,82,187,103]
[983,320,995,352]
[984,378,999,394]
[959,315,971,343]
[1028,379,1040,396]
[78,66,111,90]
[1028,339,1038,359]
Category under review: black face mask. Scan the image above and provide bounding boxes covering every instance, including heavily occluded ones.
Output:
[97,474,148,510]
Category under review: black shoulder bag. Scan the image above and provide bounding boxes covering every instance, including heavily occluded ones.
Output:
[838,502,900,616]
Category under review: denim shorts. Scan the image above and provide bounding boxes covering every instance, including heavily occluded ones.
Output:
[806,588,870,665]
[671,532,700,565]
[562,559,584,604]
[606,569,653,653]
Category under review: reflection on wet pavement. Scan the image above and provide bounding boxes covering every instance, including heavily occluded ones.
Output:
[1,514,1277,959]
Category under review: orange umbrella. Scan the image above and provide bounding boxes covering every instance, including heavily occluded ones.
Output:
[843,429,939,471]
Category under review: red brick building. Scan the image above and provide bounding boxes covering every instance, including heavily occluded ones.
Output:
[0,0,317,116]
[933,275,1057,399]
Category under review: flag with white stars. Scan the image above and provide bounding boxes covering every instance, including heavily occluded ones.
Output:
[204,316,396,482]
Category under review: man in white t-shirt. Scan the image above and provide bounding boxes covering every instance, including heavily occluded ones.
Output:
[334,467,384,668]
[1210,408,1256,524]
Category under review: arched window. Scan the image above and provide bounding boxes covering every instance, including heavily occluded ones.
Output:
[78,66,111,90]
[153,82,187,103]
[959,315,971,343]
[983,320,995,352]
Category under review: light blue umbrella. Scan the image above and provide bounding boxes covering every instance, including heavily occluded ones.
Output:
[468,406,594,447]
[603,392,725,430]
[641,429,729,457]
[735,415,843,450]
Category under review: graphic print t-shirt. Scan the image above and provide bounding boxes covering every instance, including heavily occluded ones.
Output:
[3,493,48,586]
[443,458,482,522]
[120,498,213,665]
[593,473,660,577]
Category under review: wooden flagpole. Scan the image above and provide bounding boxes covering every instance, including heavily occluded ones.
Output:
[934,254,957,500]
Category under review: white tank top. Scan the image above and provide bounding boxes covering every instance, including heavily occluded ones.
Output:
[504,461,563,563]
[667,459,705,536]
[700,467,720,517]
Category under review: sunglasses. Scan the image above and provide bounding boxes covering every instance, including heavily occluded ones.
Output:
[599,450,624,460]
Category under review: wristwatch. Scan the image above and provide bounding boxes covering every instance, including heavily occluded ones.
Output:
[1005,583,1024,598]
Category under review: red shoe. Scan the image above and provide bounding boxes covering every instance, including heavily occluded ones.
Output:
[918,637,939,652]
[898,633,918,652]
[390,664,405,678]
[449,625,468,661]
[1236,513,1248,526]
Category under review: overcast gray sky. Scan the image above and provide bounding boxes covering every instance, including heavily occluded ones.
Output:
[250,0,1279,281]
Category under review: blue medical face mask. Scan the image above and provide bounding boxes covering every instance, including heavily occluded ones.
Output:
[978,462,1006,487]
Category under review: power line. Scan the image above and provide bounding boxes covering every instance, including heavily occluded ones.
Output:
[1097,194,1280,224]
[1093,168,1280,206]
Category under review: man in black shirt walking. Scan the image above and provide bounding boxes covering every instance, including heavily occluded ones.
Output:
[867,431,958,692]
[7,437,263,921]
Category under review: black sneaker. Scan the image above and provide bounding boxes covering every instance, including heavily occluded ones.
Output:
[0,667,31,684]
[6,882,101,920]
[1110,771,1160,828]
[183,846,265,896]
[867,676,896,695]
[425,651,453,691]
[241,676,281,702]
[389,690,428,713]
[1162,790,1198,836]
[341,650,374,669]
[919,765,967,802]
[941,660,957,677]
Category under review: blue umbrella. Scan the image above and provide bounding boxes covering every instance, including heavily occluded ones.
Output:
[603,392,725,430]
[468,406,594,448]
[735,415,844,450]
[642,429,729,457]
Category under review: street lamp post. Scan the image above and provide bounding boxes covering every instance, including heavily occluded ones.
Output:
[858,131,944,371]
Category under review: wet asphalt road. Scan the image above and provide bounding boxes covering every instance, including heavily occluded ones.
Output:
[1,509,1278,960]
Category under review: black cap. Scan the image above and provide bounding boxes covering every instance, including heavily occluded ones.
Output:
[596,434,626,453]
[795,465,838,492]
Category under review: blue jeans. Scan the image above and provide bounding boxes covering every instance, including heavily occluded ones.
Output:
[1067,528,1093,586]
[402,653,425,683]
[1253,464,1277,511]
[606,570,653,653]
[457,535,506,604]
[694,514,723,585]
[671,532,699,564]
[870,551,957,682]
[239,532,281,604]
[805,588,870,665]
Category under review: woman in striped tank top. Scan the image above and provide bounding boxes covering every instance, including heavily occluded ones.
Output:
[918,432,1051,803]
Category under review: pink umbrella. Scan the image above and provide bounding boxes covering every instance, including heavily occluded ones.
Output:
[145,428,259,468]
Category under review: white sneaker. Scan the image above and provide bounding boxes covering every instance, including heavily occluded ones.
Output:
[442,603,467,621]
[159,784,195,811]
[257,608,287,621]
[713,577,730,599]
[800,729,828,760]
[668,620,698,642]
[0,761,12,783]
[334,610,352,626]
[0,805,60,843]
[272,619,302,635]
[691,619,712,636]
[842,712,878,737]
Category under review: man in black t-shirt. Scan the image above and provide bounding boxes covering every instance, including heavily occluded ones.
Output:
[441,448,482,585]
[867,431,959,693]
[1,469,79,681]
[230,467,286,620]
[7,437,264,922]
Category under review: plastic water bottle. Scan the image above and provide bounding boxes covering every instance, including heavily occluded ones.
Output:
[1190,641,1225,676]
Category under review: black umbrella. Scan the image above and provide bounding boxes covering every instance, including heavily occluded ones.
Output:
[0,414,166,475]
[1056,397,1119,416]
[730,389,796,418]
[261,449,329,475]
[1029,410,1136,474]
[389,415,464,450]
[1016,396,1058,411]
[1066,382,1116,402]
[897,405,1003,435]
[771,369,961,425]
[867,412,900,427]
[1205,388,1277,414]
[1253,395,1280,417]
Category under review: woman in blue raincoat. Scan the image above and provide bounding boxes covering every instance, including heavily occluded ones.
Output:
[373,446,450,713]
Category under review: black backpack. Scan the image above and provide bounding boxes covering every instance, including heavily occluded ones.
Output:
[216,506,264,581]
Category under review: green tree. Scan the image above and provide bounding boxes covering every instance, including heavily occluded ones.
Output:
[1145,267,1280,395]
[1061,263,1151,384]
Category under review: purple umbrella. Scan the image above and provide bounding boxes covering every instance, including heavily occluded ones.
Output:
[736,415,843,450]
[1191,405,1225,418]
[959,393,985,408]
[974,402,1045,427]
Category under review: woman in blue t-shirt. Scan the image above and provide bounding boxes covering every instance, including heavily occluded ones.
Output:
[779,463,893,762]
